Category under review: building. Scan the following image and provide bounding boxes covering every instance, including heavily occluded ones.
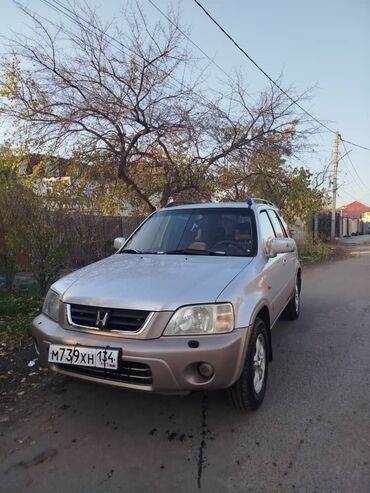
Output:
[337,201,370,236]
[338,201,370,220]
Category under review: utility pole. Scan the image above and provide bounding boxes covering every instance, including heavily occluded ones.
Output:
[331,131,341,240]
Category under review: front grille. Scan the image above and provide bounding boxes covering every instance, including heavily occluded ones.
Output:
[57,361,153,386]
[69,304,150,332]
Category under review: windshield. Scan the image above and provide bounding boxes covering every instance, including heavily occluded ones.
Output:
[122,207,257,257]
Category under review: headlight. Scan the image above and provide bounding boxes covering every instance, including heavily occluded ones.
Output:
[163,303,234,336]
[42,289,60,322]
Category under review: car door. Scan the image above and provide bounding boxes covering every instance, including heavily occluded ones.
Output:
[258,210,282,322]
[267,209,296,308]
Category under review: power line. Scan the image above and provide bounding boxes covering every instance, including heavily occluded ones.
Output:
[192,0,370,152]
[338,149,352,163]
[25,0,340,179]
[33,0,370,154]
[335,140,369,199]
[40,0,280,147]
[38,0,209,109]
[337,187,362,202]
[327,134,368,200]
[340,158,368,196]
[192,0,333,132]
[146,0,237,89]
[36,0,319,171]
[341,139,370,152]
[341,140,369,192]
[147,0,367,185]
[146,0,326,174]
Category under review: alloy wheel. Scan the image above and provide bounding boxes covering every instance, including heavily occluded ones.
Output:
[295,282,300,314]
[253,334,266,394]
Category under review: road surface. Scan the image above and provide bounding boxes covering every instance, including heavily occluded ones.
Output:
[1,242,370,492]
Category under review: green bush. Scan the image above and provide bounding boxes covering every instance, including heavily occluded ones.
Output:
[0,172,70,295]
[298,240,334,264]
[0,289,42,348]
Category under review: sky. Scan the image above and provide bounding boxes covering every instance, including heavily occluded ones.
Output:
[0,0,369,207]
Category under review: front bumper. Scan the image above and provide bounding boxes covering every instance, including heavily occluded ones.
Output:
[32,314,251,393]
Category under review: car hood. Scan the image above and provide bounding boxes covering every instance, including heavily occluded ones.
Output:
[52,254,253,311]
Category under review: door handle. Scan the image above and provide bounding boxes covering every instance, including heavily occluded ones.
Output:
[283,258,288,264]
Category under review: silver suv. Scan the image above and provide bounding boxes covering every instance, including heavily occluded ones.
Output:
[32,198,301,411]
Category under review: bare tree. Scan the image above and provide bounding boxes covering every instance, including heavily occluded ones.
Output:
[0,1,315,211]
[150,73,316,203]
[1,1,201,210]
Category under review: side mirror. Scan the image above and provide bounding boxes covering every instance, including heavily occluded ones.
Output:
[113,237,126,251]
[267,237,296,258]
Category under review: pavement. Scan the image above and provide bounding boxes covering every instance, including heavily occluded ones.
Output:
[1,241,370,492]
[337,233,370,245]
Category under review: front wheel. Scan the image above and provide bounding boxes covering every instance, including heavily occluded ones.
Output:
[228,317,269,411]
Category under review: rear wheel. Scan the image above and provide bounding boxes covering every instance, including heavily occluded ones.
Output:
[284,276,301,320]
[228,317,269,411]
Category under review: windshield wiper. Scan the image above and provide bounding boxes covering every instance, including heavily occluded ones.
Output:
[163,248,227,256]
[121,248,227,256]
[120,249,162,254]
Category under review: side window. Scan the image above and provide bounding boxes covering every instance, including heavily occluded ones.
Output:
[259,211,276,251]
[277,212,289,237]
[268,210,287,238]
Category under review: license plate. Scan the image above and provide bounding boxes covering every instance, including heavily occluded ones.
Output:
[48,345,120,370]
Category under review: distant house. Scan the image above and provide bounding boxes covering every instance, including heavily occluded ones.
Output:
[18,153,73,197]
[34,175,72,196]
[337,201,370,220]
[361,210,370,222]
[337,201,370,236]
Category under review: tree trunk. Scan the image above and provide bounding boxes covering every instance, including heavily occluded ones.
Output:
[118,157,156,212]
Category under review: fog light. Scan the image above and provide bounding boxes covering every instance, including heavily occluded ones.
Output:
[198,362,214,379]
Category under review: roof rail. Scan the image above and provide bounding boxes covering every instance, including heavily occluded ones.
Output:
[164,201,196,208]
[247,197,276,207]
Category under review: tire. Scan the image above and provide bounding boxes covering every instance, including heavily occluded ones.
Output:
[228,317,269,411]
[284,276,301,320]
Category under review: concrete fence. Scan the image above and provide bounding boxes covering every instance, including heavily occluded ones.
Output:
[287,212,370,244]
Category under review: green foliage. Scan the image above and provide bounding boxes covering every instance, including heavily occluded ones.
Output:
[0,160,70,294]
[0,158,22,288]
[216,128,326,225]
[0,288,41,333]
[26,211,71,295]
[0,1,313,213]
[260,167,326,225]
[0,254,17,290]
[298,240,334,264]
[0,289,41,316]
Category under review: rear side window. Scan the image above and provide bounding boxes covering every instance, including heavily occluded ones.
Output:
[267,210,287,238]
[259,211,276,250]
